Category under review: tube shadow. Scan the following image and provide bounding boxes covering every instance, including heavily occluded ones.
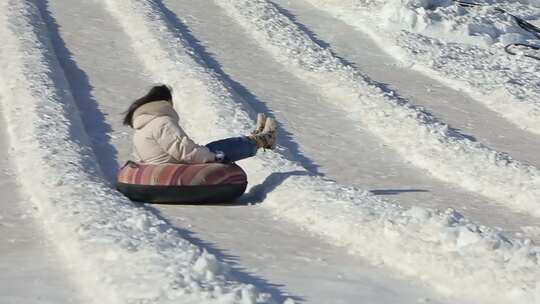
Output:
[143,170,311,207]
[239,170,312,205]
[37,1,120,183]
[141,204,305,303]
[154,0,322,175]
[268,1,477,143]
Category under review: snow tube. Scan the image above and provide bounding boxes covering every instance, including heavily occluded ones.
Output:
[116,161,248,204]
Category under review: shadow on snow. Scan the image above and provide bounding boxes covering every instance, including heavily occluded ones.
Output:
[37,0,120,183]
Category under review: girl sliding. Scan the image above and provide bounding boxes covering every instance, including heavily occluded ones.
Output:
[123,85,277,164]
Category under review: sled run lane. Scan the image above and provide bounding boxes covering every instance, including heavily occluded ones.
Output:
[297,0,540,136]
[102,0,538,303]
[2,0,539,303]
[265,0,540,238]
[164,0,540,243]
[0,110,81,303]
[214,0,540,218]
[272,0,540,169]
[36,0,463,303]
[0,1,292,303]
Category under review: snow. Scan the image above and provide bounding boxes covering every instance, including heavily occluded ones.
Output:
[0,1,276,303]
[47,0,468,301]
[215,0,540,218]
[0,115,80,304]
[1,0,540,303]
[157,204,457,304]
[301,0,540,134]
[269,0,540,241]
[101,0,540,302]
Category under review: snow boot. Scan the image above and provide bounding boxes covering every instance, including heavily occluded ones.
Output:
[251,113,266,135]
[249,117,277,150]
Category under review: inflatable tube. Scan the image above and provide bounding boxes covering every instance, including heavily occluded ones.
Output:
[116,161,248,203]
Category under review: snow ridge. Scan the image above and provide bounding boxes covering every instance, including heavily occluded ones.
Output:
[302,0,540,134]
[0,1,275,303]
[102,0,540,302]
[214,0,540,217]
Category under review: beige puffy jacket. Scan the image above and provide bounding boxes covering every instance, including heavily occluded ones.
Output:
[131,100,216,164]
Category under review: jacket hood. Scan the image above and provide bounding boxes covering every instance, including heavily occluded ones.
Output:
[132,100,179,130]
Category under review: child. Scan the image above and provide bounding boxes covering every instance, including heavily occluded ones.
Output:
[123,85,277,164]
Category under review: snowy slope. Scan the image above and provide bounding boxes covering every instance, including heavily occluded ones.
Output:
[42,0,456,302]
[0,112,81,304]
[272,0,540,169]
[1,0,540,303]
[0,1,277,303]
[303,0,540,134]
[102,0,540,302]
[216,0,540,218]
[270,0,540,242]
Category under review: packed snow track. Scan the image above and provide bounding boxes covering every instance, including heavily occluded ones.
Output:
[1,0,539,303]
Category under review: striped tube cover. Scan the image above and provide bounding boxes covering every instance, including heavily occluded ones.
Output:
[117,161,247,186]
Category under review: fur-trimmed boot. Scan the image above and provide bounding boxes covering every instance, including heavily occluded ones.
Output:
[251,113,266,135]
[249,117,277,149]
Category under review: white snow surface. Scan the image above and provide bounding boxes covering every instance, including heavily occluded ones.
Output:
[301,0,540,134]
[45,0,462,301]
[0,1,275,303]
[2,0,540,302]
[268,0,540,240]
[101,0,540,302]
[215,0,540,217]
[0,111,80,304]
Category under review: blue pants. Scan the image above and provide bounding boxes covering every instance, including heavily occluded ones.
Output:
[206,136,257,163]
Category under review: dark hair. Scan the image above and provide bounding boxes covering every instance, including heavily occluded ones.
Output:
[123,85,172,127]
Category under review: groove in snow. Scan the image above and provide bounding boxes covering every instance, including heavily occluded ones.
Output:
[214,0,540,217]
[101,0,540,302]
[300,0,540,135]
[0,1,277,303]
